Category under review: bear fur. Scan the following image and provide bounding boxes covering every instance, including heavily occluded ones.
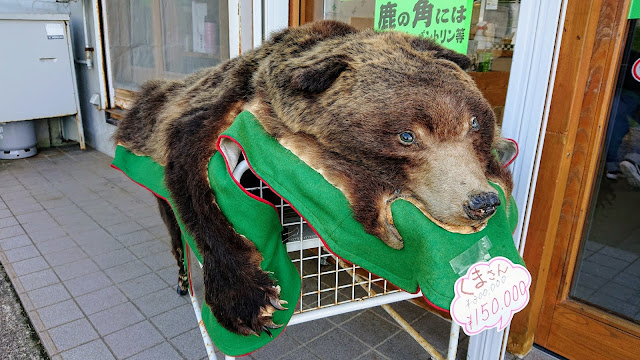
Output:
[113,20,513,336]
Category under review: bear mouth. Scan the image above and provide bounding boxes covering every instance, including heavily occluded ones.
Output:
[464,203,498,220]
[385,193,488,236]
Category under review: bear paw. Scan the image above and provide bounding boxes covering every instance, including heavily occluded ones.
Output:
[208,277,288,337]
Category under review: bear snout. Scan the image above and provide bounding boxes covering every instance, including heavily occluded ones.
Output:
[464,192,500,221]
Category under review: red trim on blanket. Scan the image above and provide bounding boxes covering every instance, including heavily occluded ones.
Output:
[110,164,169,202]
[215,136,451,315]
[216,137,278,214]
[503,138,519,168]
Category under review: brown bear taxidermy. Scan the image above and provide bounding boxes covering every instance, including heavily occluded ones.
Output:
[113,20,513,337]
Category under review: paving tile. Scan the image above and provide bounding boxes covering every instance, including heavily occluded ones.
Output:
[0,234,32,251]
[28,283,71,309]
[69,228,114,244]
[128,240,171,259]
[277,346,322,360]
[624,259,640,277]
[0,208,12,219]
[15,210,53,224]
[127,342,183,360]
[3,191,33,202]
[355,350,391,360]
[37,299,84,329]
[40,198,75,210]
[35,236,77,255]
[46,204,83,218]
[150,303,197,339]
[21,219,61,234]
[0,216,19,229]
[598,281,638,302]
[33,191,65,203]
[412,313,462,355]
[80,238,124,257]
[612,272,640,289]
[580,260,620,279]
[89,302,146,336]
[155,266,179,286]
[598,245,639,263]
[0,224,26,239]
[135,215,164,229]
[147,224,169,238]
[27,226,68,244]
[141,251,177,271]
[104,221,144,237]
[92,248,138,270]
[133,287,189,317]
[287,318,335,344]
[10,202,44,215]
[574,271,611,291]
[64,271,113,297]
[4,244,40,262]
[55,212,94,227]
[104,260,152,284]
[118,273,168,300]
[12,256,50,276]
[104,321,165,359]
[75,285,129,315]
[250,332,301,360]
[48,318,99,352]
[170,327,209,360]
[376,330,434,360]
[59,339,115,360]
[371,300,426,325]
[339,310,400,347]
[53,257,100,281]
[117,229,155,247]
[61,221,102,235]
[44,247,88,267]
[588,253,631,272]
[306,327,370,360]
[19,269,59,291]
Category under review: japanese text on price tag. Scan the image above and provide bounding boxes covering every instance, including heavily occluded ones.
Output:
[450,256,531,336]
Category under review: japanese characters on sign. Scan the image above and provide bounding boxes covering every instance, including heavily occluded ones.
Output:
[450,256,531,336]
[374,0,474,54]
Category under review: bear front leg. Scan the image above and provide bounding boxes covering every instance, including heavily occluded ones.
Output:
[164,139,286,336]
[350,184,404,250]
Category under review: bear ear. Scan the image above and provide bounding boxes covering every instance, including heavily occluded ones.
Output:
[410,38,471,70]
[291,55,350,94]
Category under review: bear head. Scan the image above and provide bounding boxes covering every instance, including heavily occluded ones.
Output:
[249,24,513,250]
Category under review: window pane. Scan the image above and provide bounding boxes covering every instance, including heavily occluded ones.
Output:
[105,0,229,91]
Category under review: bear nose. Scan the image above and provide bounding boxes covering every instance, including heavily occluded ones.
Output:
[464,192,500,221]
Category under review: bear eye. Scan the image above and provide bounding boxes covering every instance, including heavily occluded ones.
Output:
[470,116,480,131]
[398,131,415,145]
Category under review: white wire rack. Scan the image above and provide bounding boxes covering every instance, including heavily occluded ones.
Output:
[186,159,461,360]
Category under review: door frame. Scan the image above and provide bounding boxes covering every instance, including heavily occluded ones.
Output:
[508,0,640,358]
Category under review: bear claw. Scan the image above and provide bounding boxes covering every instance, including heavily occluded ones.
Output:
[176,285,188,296]
[270,297,288,311]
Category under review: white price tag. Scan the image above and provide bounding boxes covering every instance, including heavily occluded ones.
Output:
[450,256,531,336]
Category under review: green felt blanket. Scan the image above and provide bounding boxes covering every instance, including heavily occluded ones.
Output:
[111,110,524,356]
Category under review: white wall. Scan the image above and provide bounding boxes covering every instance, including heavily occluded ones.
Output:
[0,0,116,156]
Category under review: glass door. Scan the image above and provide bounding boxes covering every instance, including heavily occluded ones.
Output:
[533,1,640,358]
[572,20,640,326]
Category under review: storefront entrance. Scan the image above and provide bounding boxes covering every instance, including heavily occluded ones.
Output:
[520,0,640,358]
